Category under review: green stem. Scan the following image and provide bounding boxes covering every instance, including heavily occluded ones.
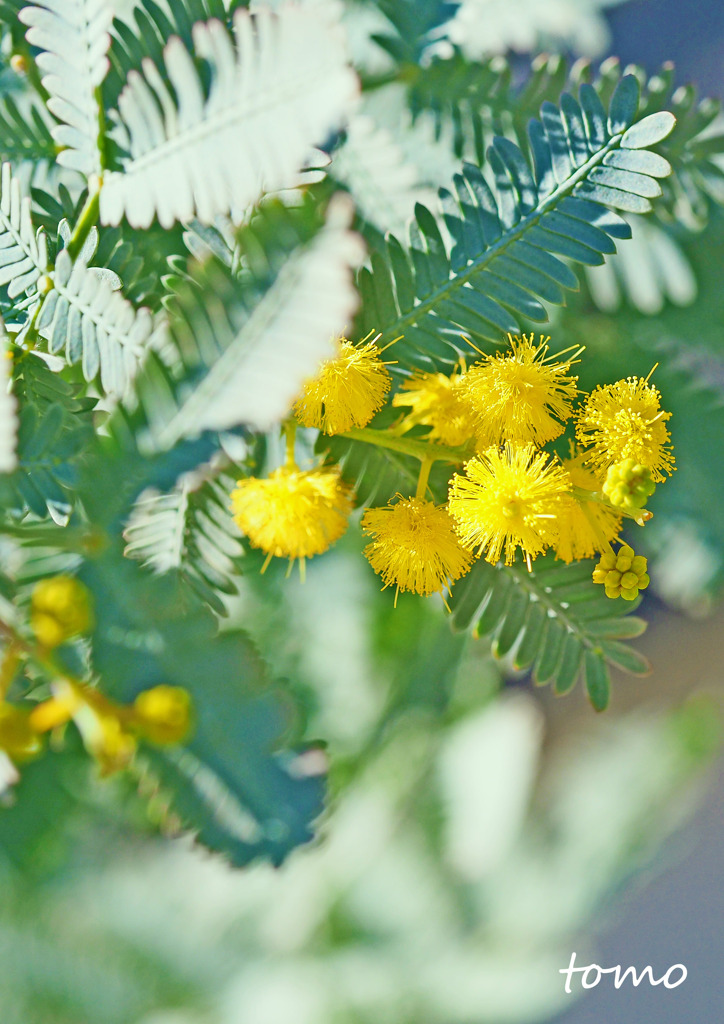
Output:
[21,284,52,349]
[340,427,472,464]
[94,85,108,172]
[66,187,101,262]
[0,522,96,552]
[284,421,298,468]
[0,617,83,691]
[359,68,411,93]
[415,456,433,500]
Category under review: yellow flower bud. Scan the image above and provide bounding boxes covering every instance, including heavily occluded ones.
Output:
[31,576,93,648]
[90,714,136,776]
[133,686,193,745]
[9,53,28,75]
[0,704,42,762]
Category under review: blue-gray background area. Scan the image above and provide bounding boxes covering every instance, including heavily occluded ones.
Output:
[553,2,724,1021]
[552,763,724,1022]
[608,0,724,95]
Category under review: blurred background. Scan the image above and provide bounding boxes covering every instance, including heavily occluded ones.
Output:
[2,0,724,1022]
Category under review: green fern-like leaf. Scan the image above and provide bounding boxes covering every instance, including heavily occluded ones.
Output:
[0,91,57,163]
[403,53,724,242]
[449,556,650,710]
[103,0,249,110]
[649,83,724,232]
[584,214,697,314]
[371,0,459,67]
[19,0,111,176]
[319,428,420,508]
[407,51,572,165]
[358,75,676,368]
[100,4,357,228]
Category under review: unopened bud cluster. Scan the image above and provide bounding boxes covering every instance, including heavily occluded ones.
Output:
[592,544,650,601]
[603,458,656,512]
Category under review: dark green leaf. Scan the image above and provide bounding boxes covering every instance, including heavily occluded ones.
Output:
[600,640,652,676]
[608,75,641,134]
[584,650,611,711]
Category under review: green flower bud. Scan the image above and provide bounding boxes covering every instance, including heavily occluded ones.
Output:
[602,459,656,512]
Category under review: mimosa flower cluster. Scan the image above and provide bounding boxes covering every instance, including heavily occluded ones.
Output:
[230,333,674,603]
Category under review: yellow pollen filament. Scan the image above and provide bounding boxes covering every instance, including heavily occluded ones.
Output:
[460,333,580,447]
[392,366,479,447]
[294,332,393,434]
[448,442,572,566]
[362,497,473,600]
[231,465,353,572]
[551,456,622,563]
[576,376,675,482]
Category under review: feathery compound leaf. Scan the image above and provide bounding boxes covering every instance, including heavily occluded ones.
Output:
[133,198,364,450]
[0,162,49,302]
[19,0,112,176]
[319,427,420,507]
[403,53,724,245]
[123,468,247,616]
[35,247,153,396]
[449,557,650,710]
[358,78,677,367]
[141,735,325,868]
[100,3,358,228]
[407,52,577,166]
